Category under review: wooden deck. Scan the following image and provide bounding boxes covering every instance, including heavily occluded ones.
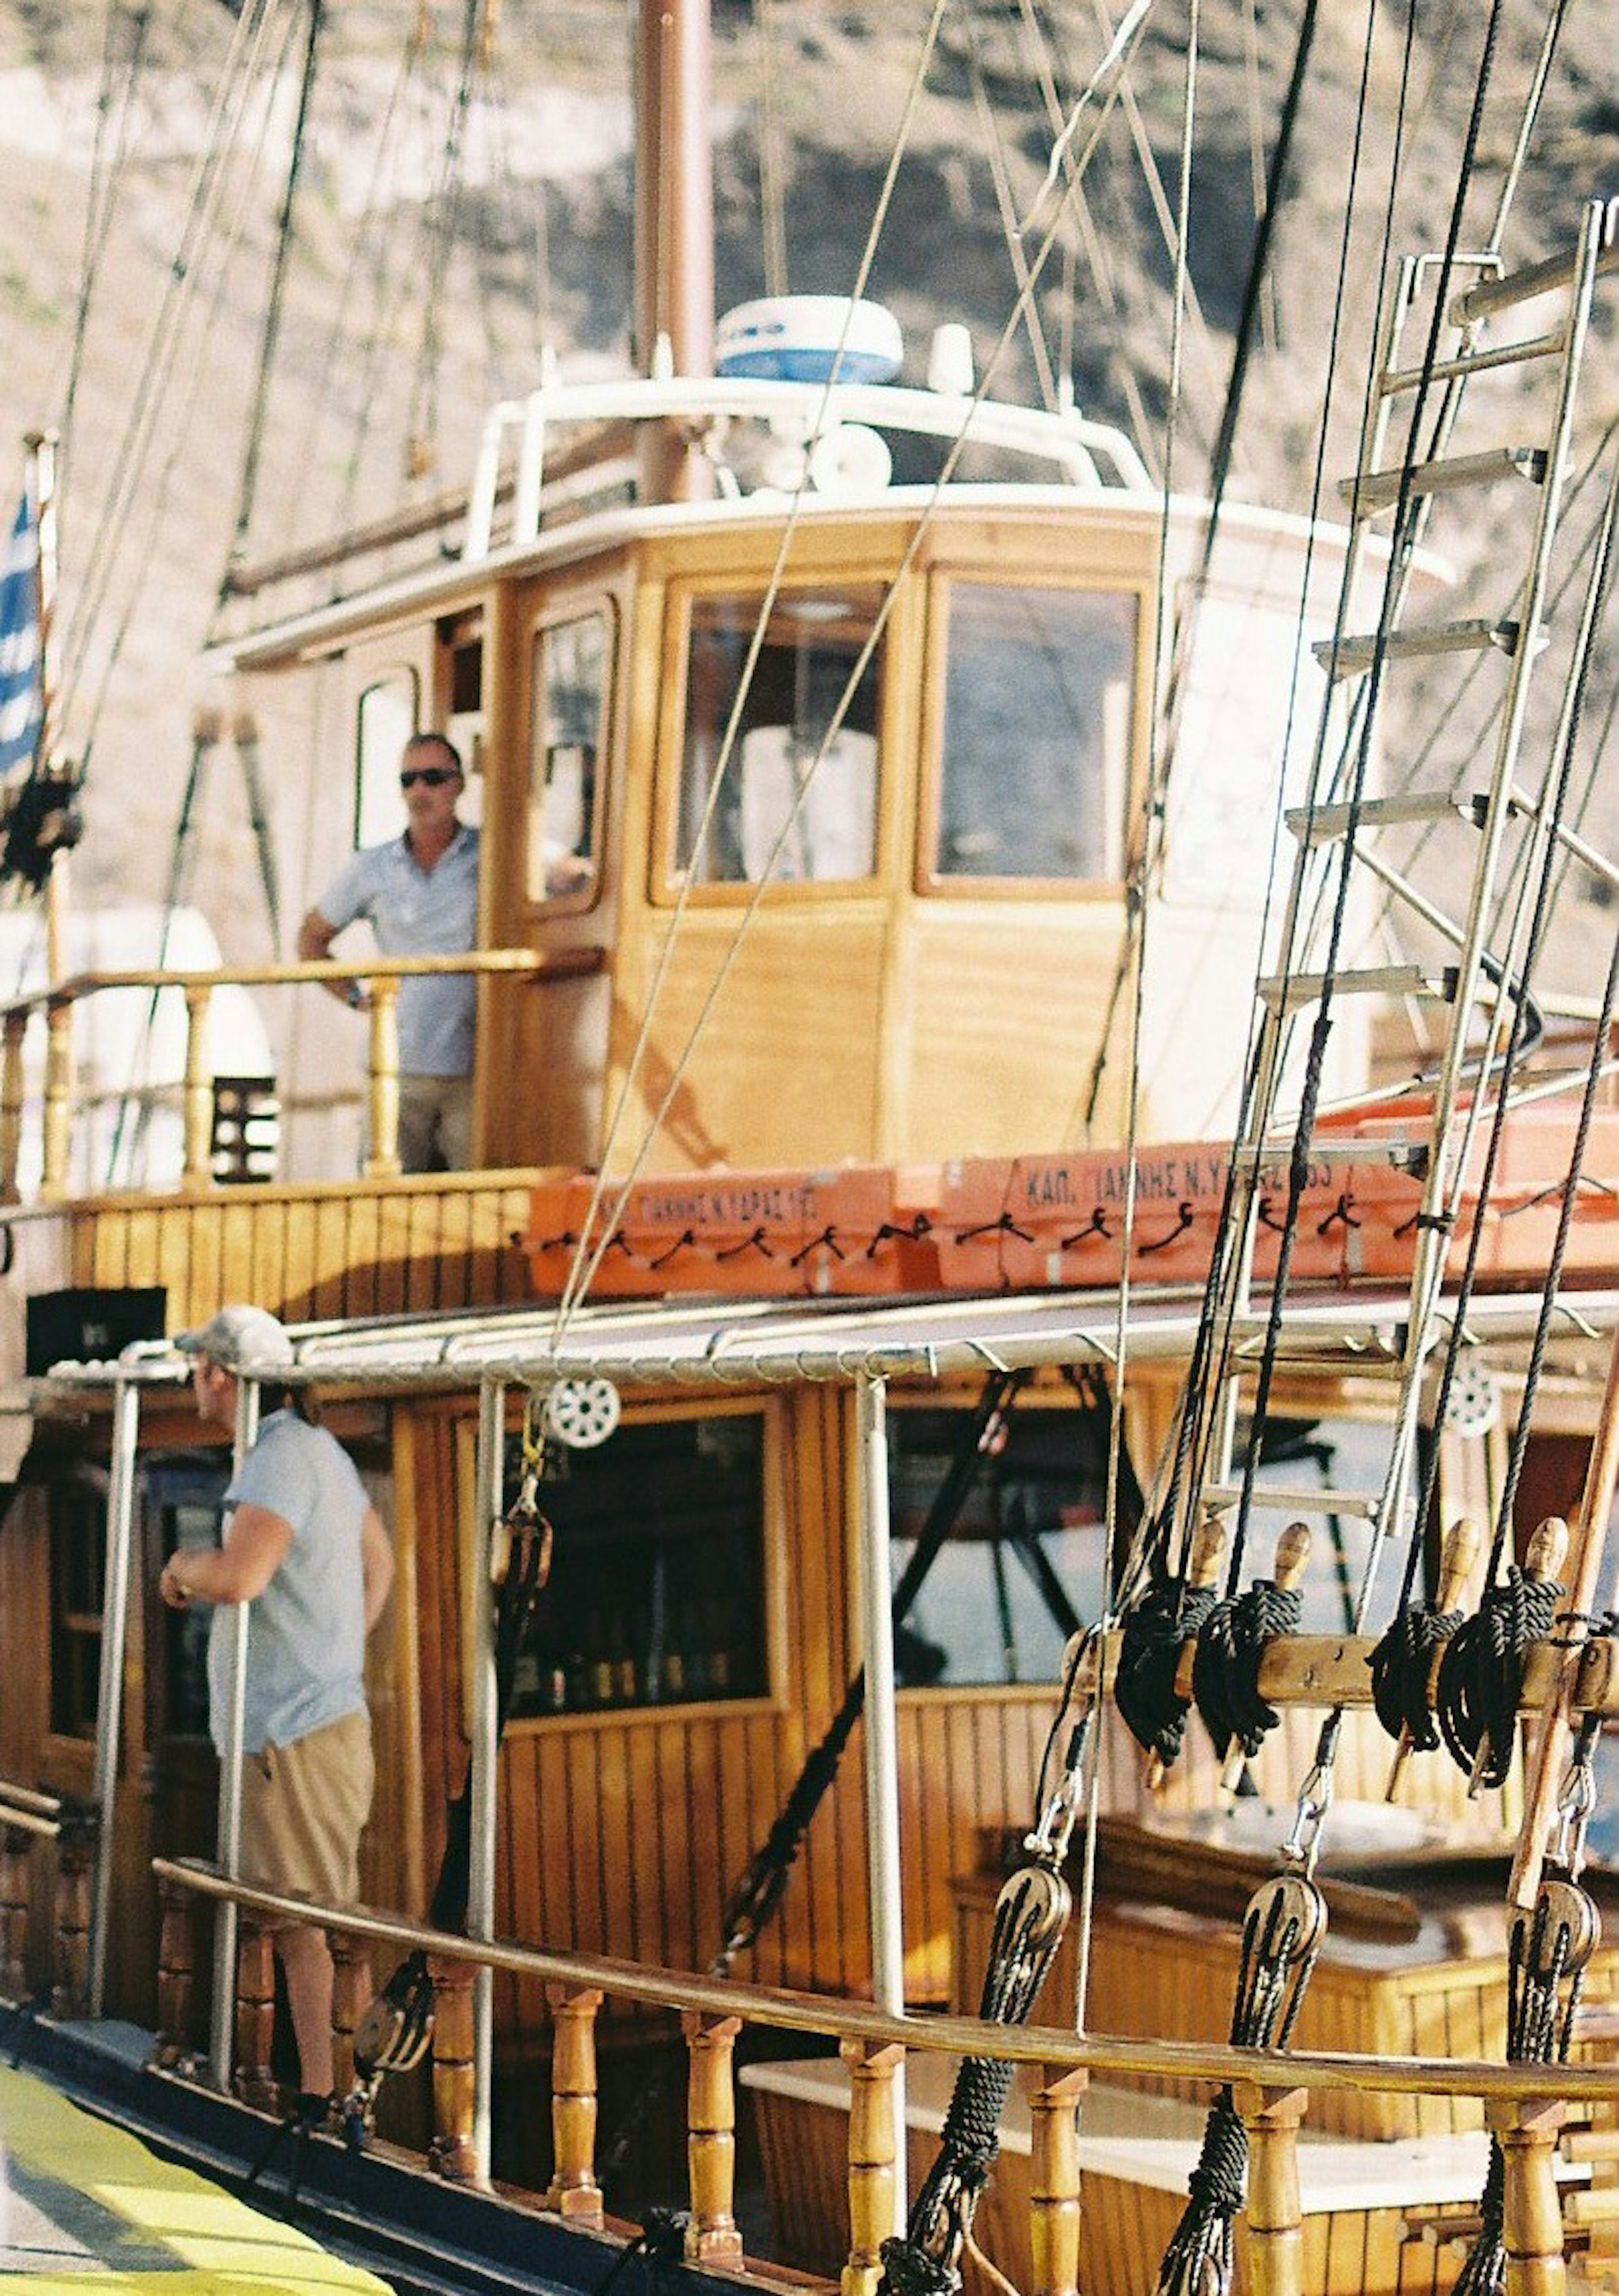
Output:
[0,2057,391,2290]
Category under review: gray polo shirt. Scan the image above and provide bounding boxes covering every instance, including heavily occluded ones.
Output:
[315,824,480,1076]
[208,1410,372,1756]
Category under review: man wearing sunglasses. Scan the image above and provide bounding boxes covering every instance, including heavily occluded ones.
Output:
[298,732,480,1171]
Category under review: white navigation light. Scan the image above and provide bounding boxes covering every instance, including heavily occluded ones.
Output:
[715,296,903,385]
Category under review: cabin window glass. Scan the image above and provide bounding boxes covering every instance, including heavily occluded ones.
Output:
[1240,1414,1397,1635]
[930,583,1136,884]
[530,611,608,904]
[505,1409,768,1720]
[49,1466,109,1739]
[354,670,420,848]
[146,1457,232,1742]
[886,1397,1115,1688]
[675,589,882,885]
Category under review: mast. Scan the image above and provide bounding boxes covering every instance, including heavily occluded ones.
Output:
[633,0,715,500]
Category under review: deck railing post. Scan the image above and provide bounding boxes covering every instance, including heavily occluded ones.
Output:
[330,1929,368,2101]
[39,994,72,1195]
[363,980,402,1178]
[181,982,213,1189]
[546,1981,605,2223]
[1030,2065,1088,2296]
[234,1916,279,2108]
[1489,2093,1568,2296]
[51,1805,94,2016]
[429,1952,487,2186]
[0,1010,26,1203]
[1235,2081,1308,2296]
[154,1873,195,2064]
[683,2009,744,2263]
[0,1822,29,1998]
[841,2036,906,2296]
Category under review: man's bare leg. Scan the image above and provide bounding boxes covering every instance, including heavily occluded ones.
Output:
[276,1921,335,2096]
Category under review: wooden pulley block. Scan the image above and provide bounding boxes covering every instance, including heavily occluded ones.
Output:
[353,1961,436,2079]
[993,1856,1072,1953]
[1244,1868,1328,1968]
[1516,1875,1602,1980]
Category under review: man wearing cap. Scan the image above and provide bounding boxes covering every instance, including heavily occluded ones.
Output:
[296,729,481,1174]
[159,1305,394,2099]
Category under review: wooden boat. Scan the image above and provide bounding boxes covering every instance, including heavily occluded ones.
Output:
[5,9,1619,2296]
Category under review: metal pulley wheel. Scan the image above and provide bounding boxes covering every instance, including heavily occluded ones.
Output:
[544,1376,621,1449]
[1442,1350,1500,1439]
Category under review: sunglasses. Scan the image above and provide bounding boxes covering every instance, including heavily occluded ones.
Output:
[400,765,457,789]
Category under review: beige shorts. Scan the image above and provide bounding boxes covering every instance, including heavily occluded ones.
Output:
[240,1708,374,1910]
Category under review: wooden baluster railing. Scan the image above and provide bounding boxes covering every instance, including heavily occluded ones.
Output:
[330,1931,368,2103]
[429,1951,484,2184]
[546,1982,605,2223]
[1029,2065,1087,2296]
[51,1811,93,2016]
[155,1874,195,2065]
[0,1822,29,1998]
[40,996,73,1197]
[683,2010,744,2263]
[364,979,401,1178]
[1237,2081,1308,2296]
[1491,2095,1568,2296]
[0,1011,26,1205]
[234,1916,279,2108]
[181,982,214,1190]
[841,2037,904,2296]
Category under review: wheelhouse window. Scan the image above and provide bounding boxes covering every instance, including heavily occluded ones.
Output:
[529,609,609,905]
[886,1393,1122,1688]
[674,587,882,886]
[929,582,1137,885]
[354,669,419,848]
[504,1406,769,1720]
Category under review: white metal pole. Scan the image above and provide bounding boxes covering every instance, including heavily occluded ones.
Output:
[855,1370,907,2228]
[468,1375,504,2180]
[208,1370,261,2089]
[87,1372,140,2016]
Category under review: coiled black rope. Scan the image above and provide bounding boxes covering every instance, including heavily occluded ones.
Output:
[1433,1568,1563,1790]
[1154,2097,1246,2296]
[1368,1596,1467,1752]
[1116,1569,1219,1770]
[1190,1575,1303,1766]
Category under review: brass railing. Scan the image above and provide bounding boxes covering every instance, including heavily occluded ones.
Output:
[0,947,600,1198]
[150,1854,1618,2296]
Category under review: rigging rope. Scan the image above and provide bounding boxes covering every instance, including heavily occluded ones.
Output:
[54,0,283,744]
[549,0,1149,1345]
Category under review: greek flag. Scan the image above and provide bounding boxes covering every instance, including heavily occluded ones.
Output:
[0,490,41,779]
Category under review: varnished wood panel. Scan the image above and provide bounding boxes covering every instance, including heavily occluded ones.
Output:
[54,1175,538,1332]
[410,1381,1070,2017]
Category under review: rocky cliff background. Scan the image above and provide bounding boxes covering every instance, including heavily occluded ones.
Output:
[0,0,1614,966]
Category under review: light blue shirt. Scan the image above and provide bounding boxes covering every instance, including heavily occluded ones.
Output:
[208,1410,371,1755]
[316,824,480,1076]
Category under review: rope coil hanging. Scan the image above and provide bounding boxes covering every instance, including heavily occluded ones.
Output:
[879,1688,1094,2296]
[1451,1865,1600,2296]
[1190,1521,1310,1777]
[1154,1866,1327,2296]
[1434,1518,1567,1792]
[1115,1508,1226,1777]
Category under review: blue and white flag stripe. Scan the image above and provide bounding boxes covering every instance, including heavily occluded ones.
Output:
[0,490,41,777]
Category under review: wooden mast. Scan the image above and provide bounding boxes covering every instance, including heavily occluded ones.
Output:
[634,0,715,501]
